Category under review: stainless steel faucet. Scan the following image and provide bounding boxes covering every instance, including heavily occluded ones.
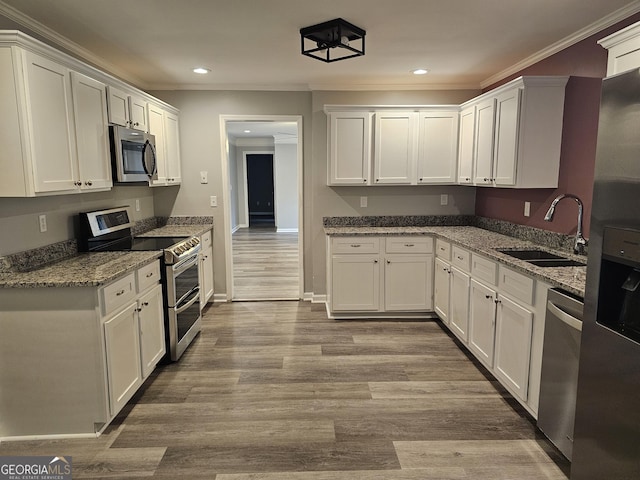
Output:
[544,194,588,255]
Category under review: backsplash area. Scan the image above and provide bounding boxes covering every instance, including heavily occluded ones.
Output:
[0,216,214,273]
[323,215,583,255]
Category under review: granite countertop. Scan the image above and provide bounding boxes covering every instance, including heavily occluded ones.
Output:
[325,225,587,297]
[136,224,213,238]
[0,251,162,289]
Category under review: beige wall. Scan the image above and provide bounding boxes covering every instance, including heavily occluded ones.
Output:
[0,186,154,256]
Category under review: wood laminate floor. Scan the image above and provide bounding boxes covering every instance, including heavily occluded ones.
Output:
[232,227,299,300]
[0,301,570,479]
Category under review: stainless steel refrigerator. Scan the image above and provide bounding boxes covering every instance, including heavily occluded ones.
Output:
[572,68,640,479]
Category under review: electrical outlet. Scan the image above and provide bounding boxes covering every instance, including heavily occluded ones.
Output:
[210,195,217,207]
[360,196,368,208]
[440,194,449,206]
[38,214,47,233]
[200,171,208,184]
[135,199,141,212]
[524,201,531,217]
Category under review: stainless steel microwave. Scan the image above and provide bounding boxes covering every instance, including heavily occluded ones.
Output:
[109,125,157,183]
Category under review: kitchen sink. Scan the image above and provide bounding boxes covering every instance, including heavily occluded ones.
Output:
[497,249,566,260]
[496,248,586,267]
[527,259,586,267]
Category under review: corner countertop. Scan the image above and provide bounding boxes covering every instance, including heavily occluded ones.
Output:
[0,251,162,289]
[136,224,213,238]
[325,225,587,297]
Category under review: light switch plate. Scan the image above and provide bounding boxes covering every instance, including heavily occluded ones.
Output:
[135,199,141,212]
[210,195,217,207]
[38,214,47,233]
[360,196,368,208]
[200,171,208,184]
[440,194,449,206]
[524,201,531,217]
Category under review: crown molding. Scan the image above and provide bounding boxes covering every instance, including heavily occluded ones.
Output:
[148,82,312,92]
[307,82,481,91]
[0,0,148,89]
[481,1,640,88]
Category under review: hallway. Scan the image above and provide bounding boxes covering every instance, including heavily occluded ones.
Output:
[232,228,299,300]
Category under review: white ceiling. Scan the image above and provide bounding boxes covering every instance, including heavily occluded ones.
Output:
[1,0,639,91]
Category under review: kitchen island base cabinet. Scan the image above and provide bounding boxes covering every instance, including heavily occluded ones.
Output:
[0,260,164,440]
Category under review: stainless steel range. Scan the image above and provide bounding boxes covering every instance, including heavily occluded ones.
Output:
[78,206,201,361]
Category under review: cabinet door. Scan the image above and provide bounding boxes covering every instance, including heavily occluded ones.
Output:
[328,112,372,185]
[469,278,497,367]
[70,72,112,190]
[493,88,522,186]
[106,85,130,127]
[473,98,496,186]
[103,303,142,416]
[164,111,182,184]
[417,110,459,184]
[138,284,166,379]
[457,106,475,184]
[374,112,417,184]
[129,95,148,132]
[200,245,214,307]
[449,266,470,342]
[494,294,533,401]
[22,51,78,193]
[384,254,433,311]
[148,104,167,185]
[331,255,380,311]
[434,257,451,323]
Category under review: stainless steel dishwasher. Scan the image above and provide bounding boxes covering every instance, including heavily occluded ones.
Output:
[537,288,584,461]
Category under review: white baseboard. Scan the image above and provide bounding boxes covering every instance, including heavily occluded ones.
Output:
[276,228,298,233]
[304,292,327,303]
[1,431,100,442]
[213,293,229,303]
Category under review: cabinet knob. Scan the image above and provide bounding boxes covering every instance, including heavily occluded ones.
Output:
[419,178,423,181]
[116,289,126,296]
[142,301,149,307]
[484,177,490,182]
[85,180,93,186]
[350,244,361,248]
[494,299,502,305]
[485,294,492,299]
[146,272,154,278]
[74,181,82,186]
[374,259,378,263]
[136,307,142,312]
[386,260,391,264]
[363,179,367,183]
[404,244,415,247]
[376,179,380,182]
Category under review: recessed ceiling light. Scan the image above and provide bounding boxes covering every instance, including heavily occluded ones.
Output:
[193,67,211,74]
[412,68,429,75]
[243,130,251,133]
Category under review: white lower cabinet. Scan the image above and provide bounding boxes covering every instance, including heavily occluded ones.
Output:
[436,245,549,417]
[104,303,143,416]
[449,266,471,343]
[0,259,165,439]
[327,236,433,317]
[494,294,533,401]
[434,257,451,323]
[384,254,433,311]
[469,278,497,368]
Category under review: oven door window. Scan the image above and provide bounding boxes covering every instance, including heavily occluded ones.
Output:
[176,288,200,340]
[175,260,200,305]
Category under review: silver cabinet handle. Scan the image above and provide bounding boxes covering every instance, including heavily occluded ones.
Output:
[116,289,126,296]
[146,272,154,278]
[457,256,464,260]
[350,244,361,248]
[404,244,415,247]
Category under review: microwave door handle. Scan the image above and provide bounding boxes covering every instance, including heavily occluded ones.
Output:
[141,140,157,179]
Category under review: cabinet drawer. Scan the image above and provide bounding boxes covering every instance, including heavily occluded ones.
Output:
[435,239,451,260]
[451,245,471,272]
[472,254,497,286]
[332,236,380,254]
[102,273,136,316]
[385,236,433,254]
[137,260,160,293]
[201,230,212,248]
[499,265,535,305]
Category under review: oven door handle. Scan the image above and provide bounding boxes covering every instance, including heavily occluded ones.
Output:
[176,287,200,314]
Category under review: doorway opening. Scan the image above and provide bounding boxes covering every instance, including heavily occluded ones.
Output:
[246,153,275,228]
[220,116,303,302]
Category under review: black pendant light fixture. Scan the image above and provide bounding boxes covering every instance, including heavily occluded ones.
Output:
[300,18,366,63]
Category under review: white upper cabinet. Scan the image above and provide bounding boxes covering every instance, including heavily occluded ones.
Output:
[327,111,373,185]
[599,21,640,76]
[149,104,182,186]
[457,106,476,184]
[373,111,417,185]
[71,72,112,190]
[107,85,148,132]
[417,110,459,184]
[460,76,568,189]
[326,106,460,186]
